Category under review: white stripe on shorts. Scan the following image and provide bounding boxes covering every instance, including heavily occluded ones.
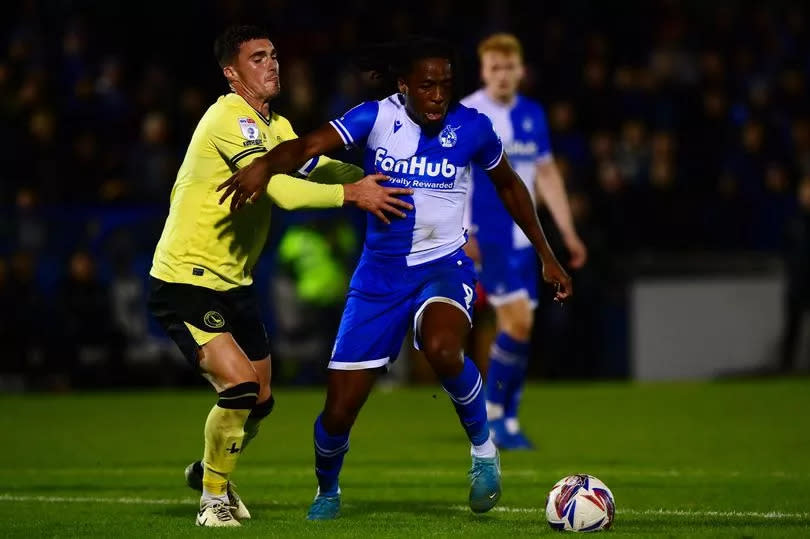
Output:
[327,356,390,371]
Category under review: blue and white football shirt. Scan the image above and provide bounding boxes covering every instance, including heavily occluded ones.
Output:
[461,89,552,250]
[330,93,503,266]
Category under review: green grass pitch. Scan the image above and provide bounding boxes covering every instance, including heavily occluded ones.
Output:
[1,378,808,537]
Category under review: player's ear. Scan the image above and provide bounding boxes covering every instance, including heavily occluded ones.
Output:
[223,65,238,85]
[397,79,408,96]
[517,60,526,81]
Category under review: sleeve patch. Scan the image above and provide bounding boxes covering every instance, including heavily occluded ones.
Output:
[238,117,260,141]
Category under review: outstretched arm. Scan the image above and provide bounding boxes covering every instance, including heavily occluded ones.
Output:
[535,159,587,268]
[306,157,364,185]
[217,121,413,222]
[218,123,345,210]
[487,155,572,301]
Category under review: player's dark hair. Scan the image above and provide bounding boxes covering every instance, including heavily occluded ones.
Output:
[354,36,459,94]
[214,25,271,68]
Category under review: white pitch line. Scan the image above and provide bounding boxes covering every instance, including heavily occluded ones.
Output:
[2,495,807,520]
[0,494,196,505]
[622,508,810,520]
[452,506,809,520]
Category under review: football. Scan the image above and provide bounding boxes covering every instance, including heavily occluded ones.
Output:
[545,474,615,532]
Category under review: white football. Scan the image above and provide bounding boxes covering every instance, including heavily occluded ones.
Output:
[545,474,615,532]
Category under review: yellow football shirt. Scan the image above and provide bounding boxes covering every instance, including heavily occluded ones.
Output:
[150,92,363,291]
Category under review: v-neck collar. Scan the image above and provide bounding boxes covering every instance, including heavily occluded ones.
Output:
[232,92,272,125]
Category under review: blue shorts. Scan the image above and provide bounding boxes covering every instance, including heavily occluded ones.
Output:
[329,249,477,370]
[477,243,538,307]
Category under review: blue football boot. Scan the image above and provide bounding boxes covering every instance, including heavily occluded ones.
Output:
[306,488,341,520]
[490,419,535,451]
[505,430,535,450]
[468,451,502,513]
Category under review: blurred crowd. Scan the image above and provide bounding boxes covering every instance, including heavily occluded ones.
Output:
[1,0,809,387]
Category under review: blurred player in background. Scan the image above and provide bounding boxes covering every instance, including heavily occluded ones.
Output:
[147,25,413,527]
[218,37,571,520]
[461,34,587,450]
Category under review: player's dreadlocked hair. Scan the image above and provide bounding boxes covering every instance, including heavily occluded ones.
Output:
[214,25,271,68]
[353,36,461,98]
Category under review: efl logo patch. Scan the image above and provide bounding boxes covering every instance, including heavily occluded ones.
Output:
[238,117,259,140]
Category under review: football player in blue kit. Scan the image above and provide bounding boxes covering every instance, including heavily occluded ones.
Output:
[461,34,587,450]
[217,37,572,520]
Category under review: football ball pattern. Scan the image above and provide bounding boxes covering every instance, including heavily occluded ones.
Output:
[545,474,615,532]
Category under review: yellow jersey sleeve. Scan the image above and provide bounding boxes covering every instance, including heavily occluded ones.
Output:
[208,108,270,169]
[206,108,345,209]
[266,174,344,209]
[272,115,365,185]
[307,156,365,185]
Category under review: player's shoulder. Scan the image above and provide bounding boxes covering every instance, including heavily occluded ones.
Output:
[455,92,502,131]
[207,93,247,119]
[269,111,294,132]
[199,94,287,141]
[459,88,487,109]
[207,93,275,123]
[515,94,546,118]
[383,93,411,108]
[344,97,384,117]
[198,94,253,131]
[450,100,495,131]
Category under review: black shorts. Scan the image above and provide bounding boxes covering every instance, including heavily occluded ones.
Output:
[147,277,270,366]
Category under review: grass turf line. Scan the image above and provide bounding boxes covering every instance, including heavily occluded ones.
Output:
[0,378,808,537]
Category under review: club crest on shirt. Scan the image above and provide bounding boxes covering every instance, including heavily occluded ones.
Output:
[238,117,259,140]
[439,124,460,148]
[203,311,225,329]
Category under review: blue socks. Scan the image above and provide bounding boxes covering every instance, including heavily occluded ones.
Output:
[504,359,528,422]
[487,332,529,422]
[312,357,493,495]
[313,414,349,496]
[441,356,489,446]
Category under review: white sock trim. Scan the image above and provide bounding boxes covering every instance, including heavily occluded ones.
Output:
[471,437,497,459]
[201,489,229,505]
[486,401,504,421]
[445,374,482,406]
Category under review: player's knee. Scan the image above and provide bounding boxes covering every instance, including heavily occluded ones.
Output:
[422,333,464,375]
[217,381,260,410]
[257,380,272,404]
[225,370,260,395]
[502,312,533,341]
[322,406,358,434]
[250,394,275,420]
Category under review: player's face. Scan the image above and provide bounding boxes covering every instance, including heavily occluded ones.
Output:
[480,51,524,101]
[399,58,453,127]
[230,39,280,101]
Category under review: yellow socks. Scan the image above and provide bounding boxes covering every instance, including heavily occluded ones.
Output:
[201,382,259,497]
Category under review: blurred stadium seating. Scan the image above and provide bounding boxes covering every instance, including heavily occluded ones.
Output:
[1,0,808,388]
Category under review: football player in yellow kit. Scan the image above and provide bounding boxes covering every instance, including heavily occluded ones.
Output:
[147,25,413,527]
